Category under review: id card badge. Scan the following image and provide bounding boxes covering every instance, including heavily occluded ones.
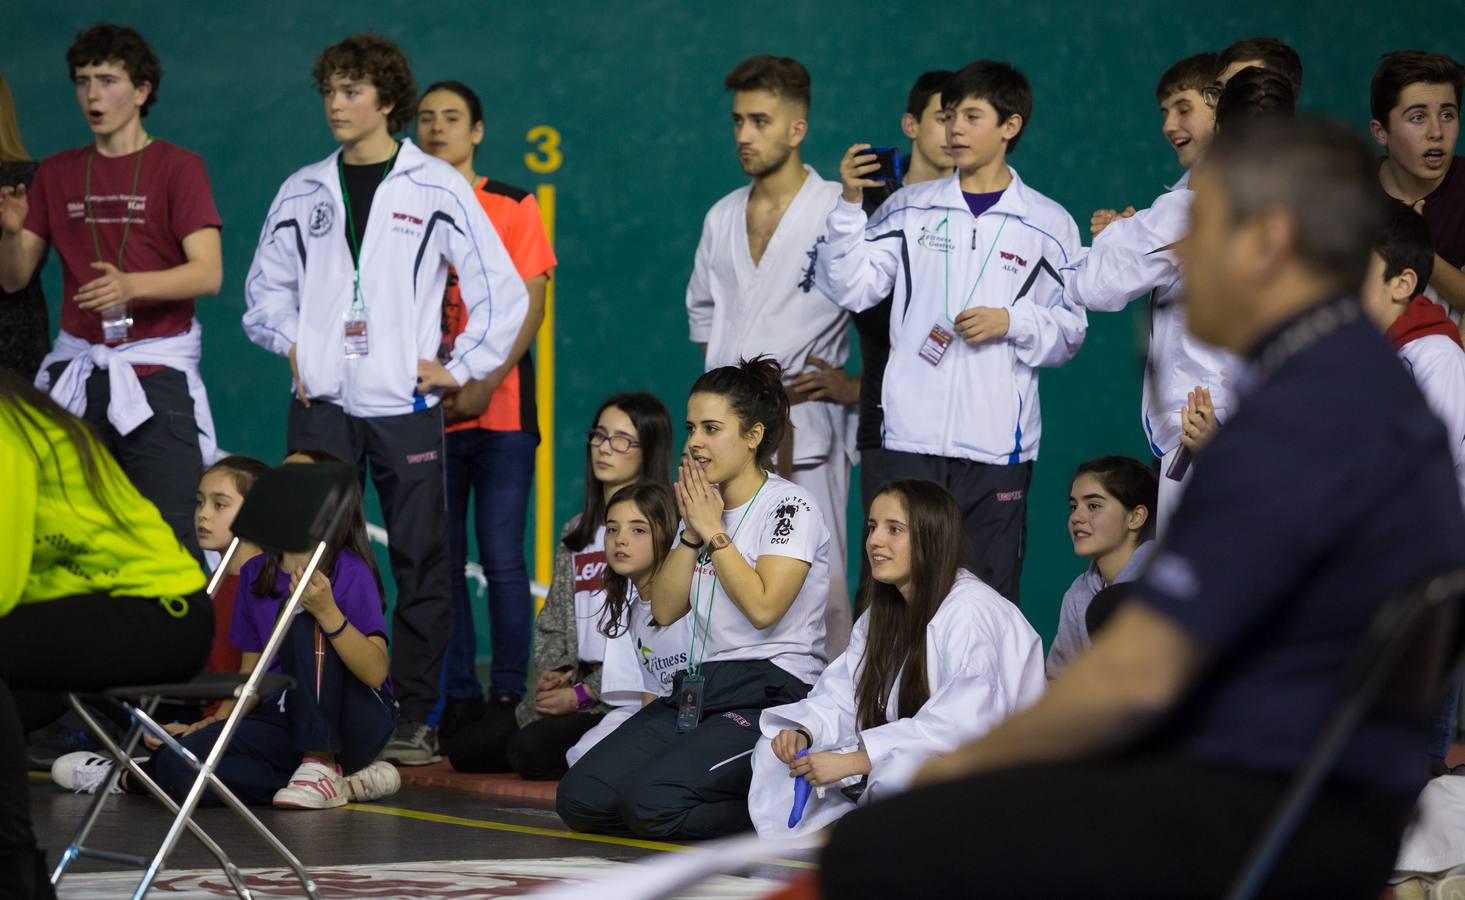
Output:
[675,673,706,733]
[918,322,955,367]
[343,315,370,359]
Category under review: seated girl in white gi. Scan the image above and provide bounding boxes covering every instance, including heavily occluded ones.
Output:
[749,479,1044,838]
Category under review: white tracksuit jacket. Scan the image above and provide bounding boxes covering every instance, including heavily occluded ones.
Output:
[814,168,1084,465]
[1061,172,1239,458]
[242,138,528,418]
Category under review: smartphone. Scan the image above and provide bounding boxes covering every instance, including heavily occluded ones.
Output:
[863,146,905,185]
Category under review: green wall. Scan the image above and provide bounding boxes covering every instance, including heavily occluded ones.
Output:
[7,1,1463,648]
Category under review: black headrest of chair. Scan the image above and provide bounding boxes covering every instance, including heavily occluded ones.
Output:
[1085,581,1133,639]
[230,462,357,553]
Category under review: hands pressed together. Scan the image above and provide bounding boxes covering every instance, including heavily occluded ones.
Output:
[675,450,727,546]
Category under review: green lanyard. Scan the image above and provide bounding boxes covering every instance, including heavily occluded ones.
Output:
[688,473,768,676]
[84,139,150,272]
[942,212,1010,323]
[337,144,399,311]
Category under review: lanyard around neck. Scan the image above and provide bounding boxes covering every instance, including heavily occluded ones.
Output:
[84,138,151,271]
[943,211,1010,323]
[688,473,769,676]
[337,144,399,308]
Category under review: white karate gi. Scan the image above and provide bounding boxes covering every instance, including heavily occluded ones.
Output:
[686,165,852,656]
[747,570,1044,838]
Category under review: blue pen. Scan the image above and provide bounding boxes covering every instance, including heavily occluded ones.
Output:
[787,749,812,828]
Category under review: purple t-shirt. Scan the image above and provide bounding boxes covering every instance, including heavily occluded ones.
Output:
[963,189,1004,219]
[230,550,388,678]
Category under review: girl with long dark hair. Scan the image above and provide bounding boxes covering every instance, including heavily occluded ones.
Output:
[557,357,834,840]
[747,479,1043,836]
[566,482,693,767]
[0,368,212,894]
[447,392,673,780]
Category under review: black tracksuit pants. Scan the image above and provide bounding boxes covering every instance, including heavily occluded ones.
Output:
[556,659,809,840]
[287,399,449,724]
[883,451,1032,605]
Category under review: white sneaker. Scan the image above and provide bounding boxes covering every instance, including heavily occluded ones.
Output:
[344,760,401,802]
[52,751,130,794]
[271,760,347,810]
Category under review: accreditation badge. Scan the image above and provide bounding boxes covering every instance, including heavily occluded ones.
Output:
[918,321,955,367]
[343,315,370,359]
[675,673,706,733]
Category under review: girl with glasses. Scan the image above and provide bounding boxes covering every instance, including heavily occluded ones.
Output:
[447,393,672,780]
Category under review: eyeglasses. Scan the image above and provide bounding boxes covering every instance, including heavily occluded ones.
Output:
[1201,81,1223,109]
[588,428,640,453]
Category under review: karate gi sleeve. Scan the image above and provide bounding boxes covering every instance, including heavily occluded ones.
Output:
[241,182,305,357]
[858,605,1045,798]
[1006,211,1088,368]
[814,197,900,313]
[759,612,869,753]
[686,212,716,344]
[442,177,531,386]
[1061,193,1187,313]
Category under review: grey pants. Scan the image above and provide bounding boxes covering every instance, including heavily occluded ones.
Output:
[286,399,449,722]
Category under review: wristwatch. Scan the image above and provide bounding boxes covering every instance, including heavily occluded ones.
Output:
[708,532,732,552]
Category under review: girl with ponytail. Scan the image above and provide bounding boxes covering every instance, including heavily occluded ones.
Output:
[557,356,835,840]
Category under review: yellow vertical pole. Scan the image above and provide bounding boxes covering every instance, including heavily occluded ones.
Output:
[534,185,556,607]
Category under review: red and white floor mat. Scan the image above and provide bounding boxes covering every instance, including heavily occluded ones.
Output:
[56,857,781,899]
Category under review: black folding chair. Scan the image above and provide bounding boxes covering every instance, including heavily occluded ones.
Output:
[51,462,358,900]
[1225,567,1465,900]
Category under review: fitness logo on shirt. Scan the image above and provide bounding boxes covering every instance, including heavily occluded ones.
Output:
[637,638,688,692]
[769,496,812,545]
[916,225,954,254]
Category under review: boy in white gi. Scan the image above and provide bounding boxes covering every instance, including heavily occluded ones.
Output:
[815,59,1084,605]
[686,54,852,653]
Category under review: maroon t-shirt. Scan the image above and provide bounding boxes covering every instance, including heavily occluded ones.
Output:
[24,140,222,350]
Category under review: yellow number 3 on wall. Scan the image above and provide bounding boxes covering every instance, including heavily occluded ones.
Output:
[525,125,563,174]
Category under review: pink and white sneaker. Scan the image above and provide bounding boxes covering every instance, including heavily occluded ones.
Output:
[344,760,401,803]
[272,760,347,810]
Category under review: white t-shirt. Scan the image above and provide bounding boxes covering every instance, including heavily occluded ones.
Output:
[600,586,694,704]
[570,525,609,664]
[686,473,831,685]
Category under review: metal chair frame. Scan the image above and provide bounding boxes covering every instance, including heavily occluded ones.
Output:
[51,462,356,899]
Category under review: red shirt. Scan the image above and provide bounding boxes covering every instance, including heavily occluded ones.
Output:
[24,140,222,354]
[206,572,243,675]
[439,179,556,435]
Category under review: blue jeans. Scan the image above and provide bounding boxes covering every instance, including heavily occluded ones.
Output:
[440,429,537,704]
